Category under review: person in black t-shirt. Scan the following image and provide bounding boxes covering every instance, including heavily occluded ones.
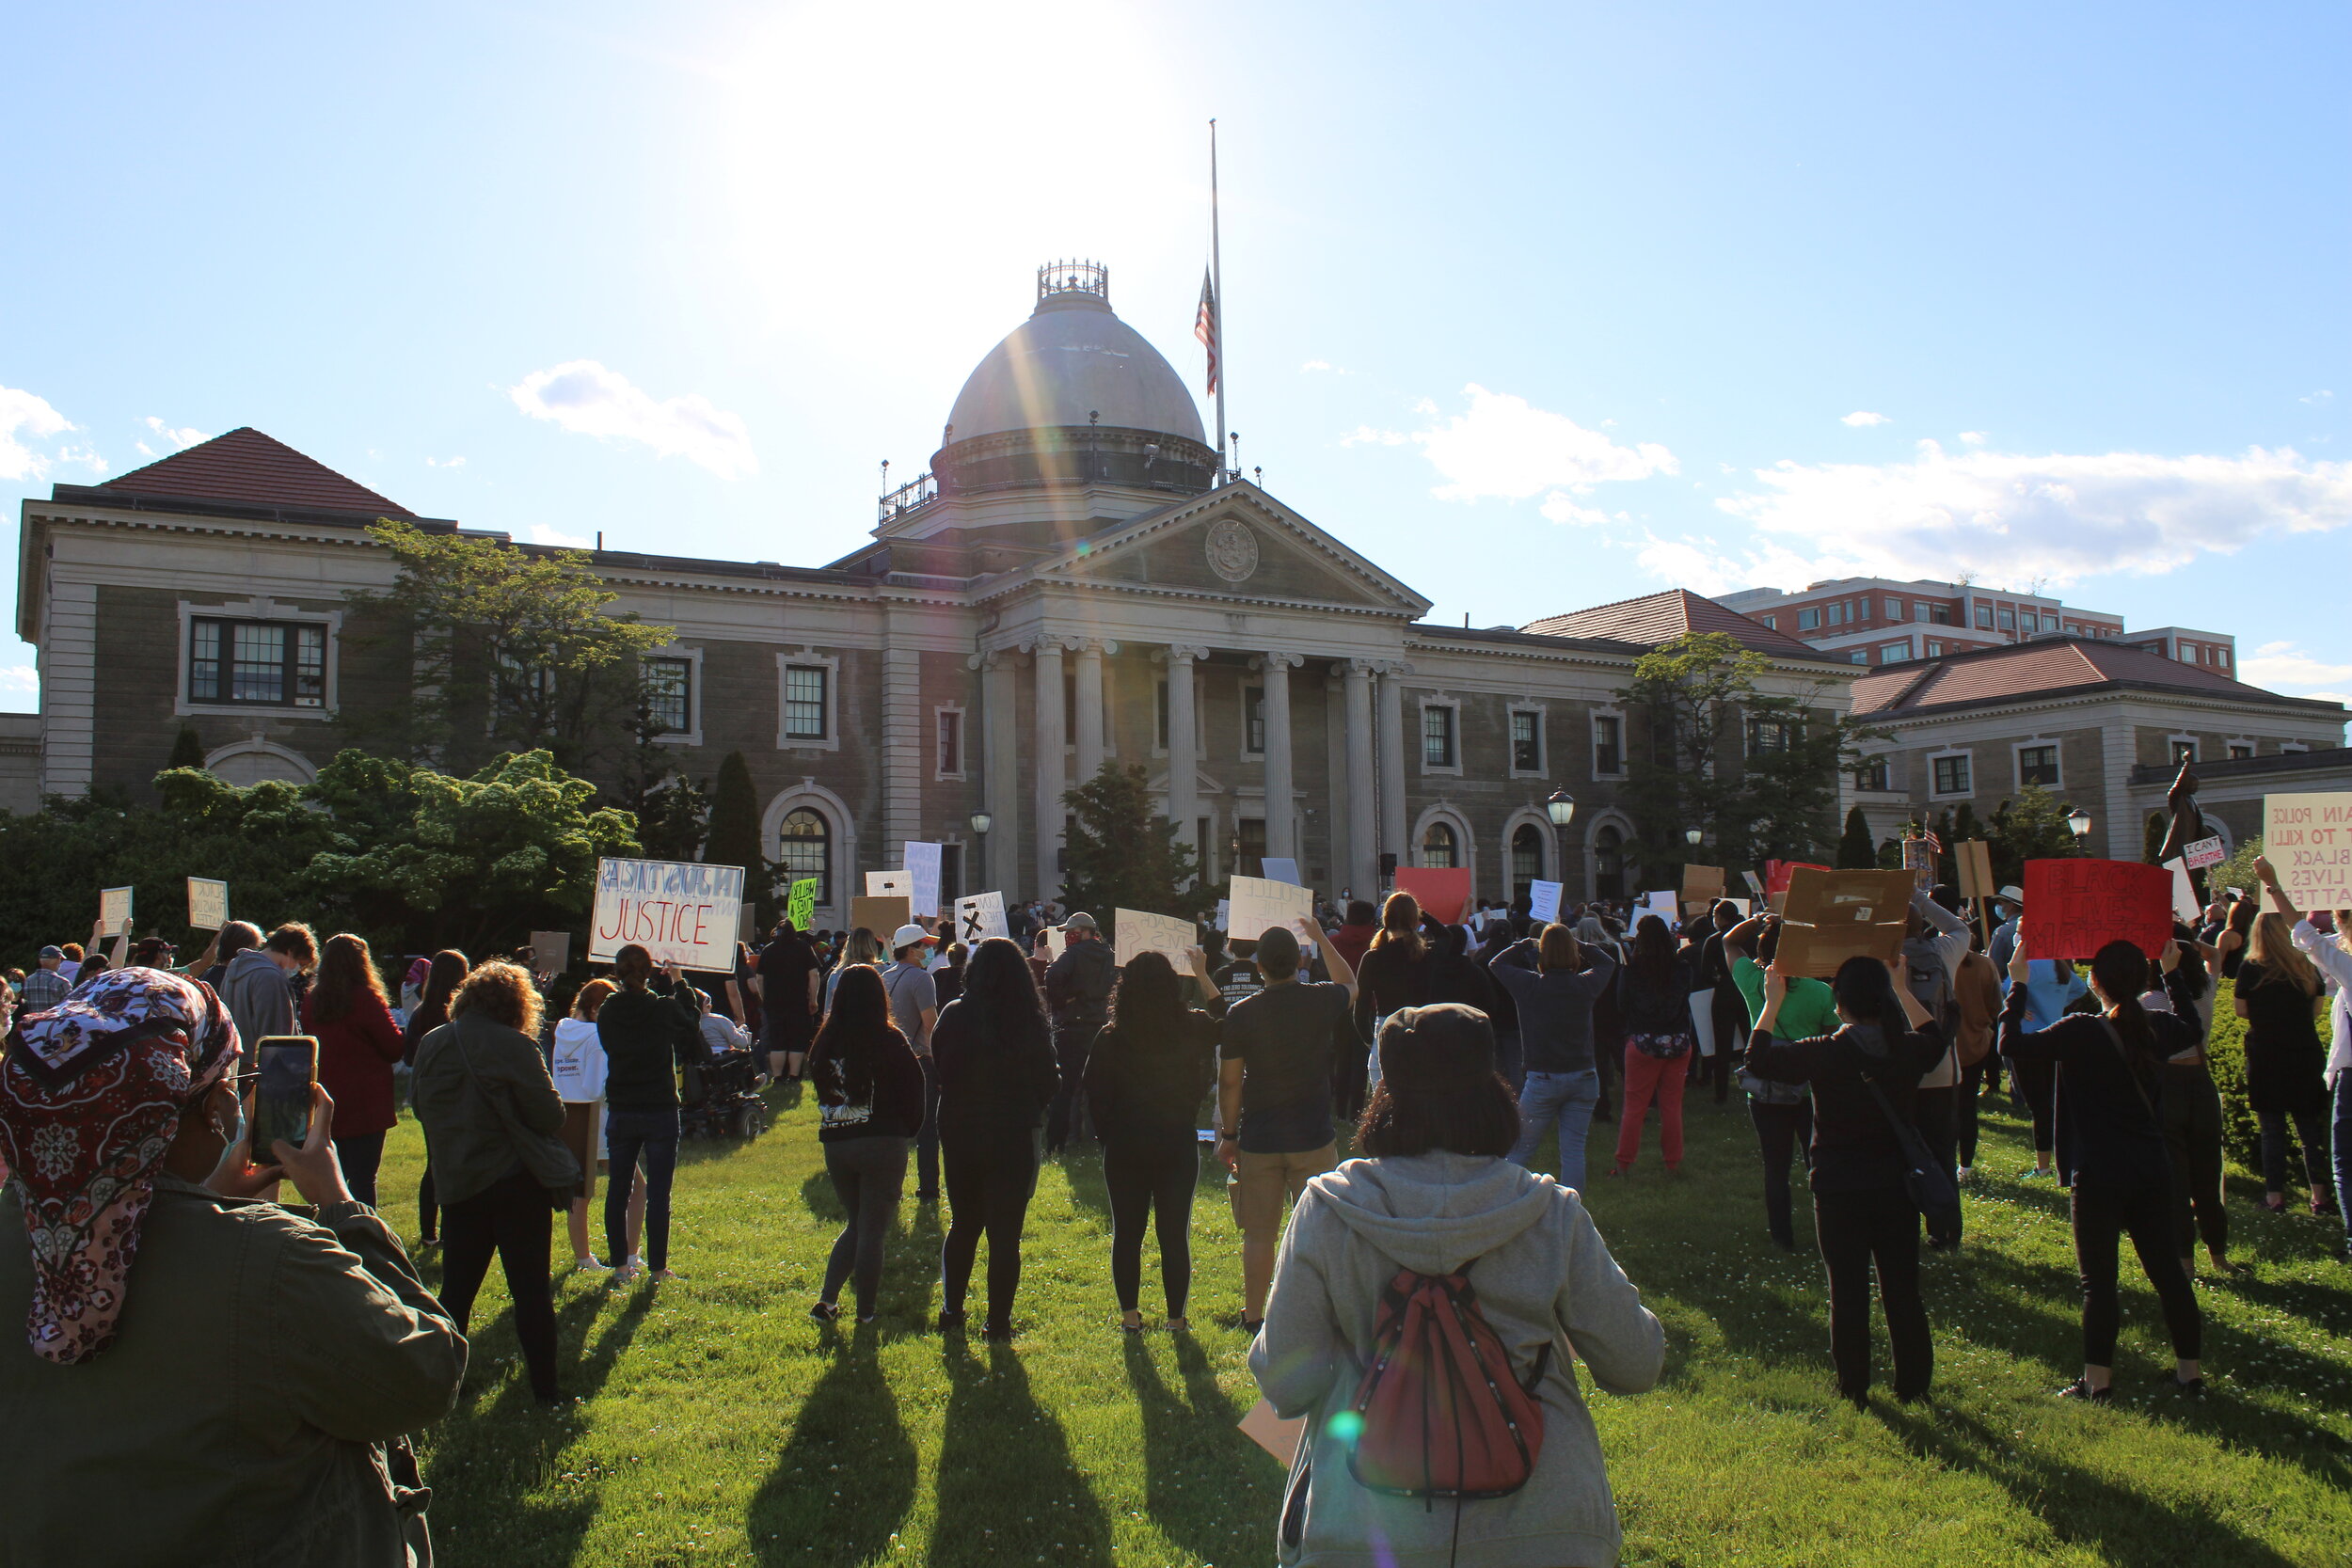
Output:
[1216,921,1359,1330]
[755,923,820,1083]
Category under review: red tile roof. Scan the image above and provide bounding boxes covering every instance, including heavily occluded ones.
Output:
[100,428,411,518]
[1522,589,1827,660]
[1852,637,2314,715]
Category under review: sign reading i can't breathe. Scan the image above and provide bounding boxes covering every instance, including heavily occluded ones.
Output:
[2020,859,2174,962]
[590,857,744,972]
[2265,793,2352,907]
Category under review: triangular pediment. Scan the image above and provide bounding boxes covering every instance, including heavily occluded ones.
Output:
[1024,483,1430,615]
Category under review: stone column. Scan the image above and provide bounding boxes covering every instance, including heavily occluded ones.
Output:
[882,641,923,849]
[1377,662,1409,877]
[1340,659,1378,896]
[1032,640,1068,901]
[1073,640,1112,785]
[978,650,1022,895]
[1159,644,1206,867]
[1256,653,1302,862]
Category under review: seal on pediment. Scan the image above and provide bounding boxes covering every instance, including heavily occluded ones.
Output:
[1204,519,1259,583]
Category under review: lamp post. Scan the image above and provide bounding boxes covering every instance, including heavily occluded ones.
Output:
[1685,827,1704,848]
[1546,789,1576,901]
[2066,807,2092,851]
[968,811,992,895]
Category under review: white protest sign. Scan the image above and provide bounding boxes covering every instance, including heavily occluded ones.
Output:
[2264,793,2352,907]
[1260,857,1301,889]
[954,891,1008,946]
[1215,899,1230,932]
[1726,898,1753,918]
[866,868,912,900]
[1227,875,1314,945]
[1741,869,1767,902]
[1039,924,1068,961]
[2182,835,2227,872]
[185,878,229,931]
[1528,880,1563,924]
[591,857,745,972]
[1116,908,1197,968]
[901,842,944,918]
[1642,891,1680,925]
[99,887,134,936]
[2164,858,2200,923]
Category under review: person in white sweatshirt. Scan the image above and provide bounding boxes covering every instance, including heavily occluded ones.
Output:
[1251,1003,1664,1568]
[551,978,619,1269]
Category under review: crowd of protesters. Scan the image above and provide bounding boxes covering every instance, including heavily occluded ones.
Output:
[0,831,2344,1566]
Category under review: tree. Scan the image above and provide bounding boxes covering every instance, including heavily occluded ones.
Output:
[702,752,772,925]
[2206,836,2263,901]
[1618,632,1884,881]
[1836,806,1877,868]
[167,726,205,771]
[336,518,676,772]
[1986,786,2083,887]
[1058,764,1212,924]
[2142,811,2169,864]
[1952,801,1983,845]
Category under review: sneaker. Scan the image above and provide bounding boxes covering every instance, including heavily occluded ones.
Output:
[1955,1166,1976,1186]
[809,1300,842,1323]
[2162,1374,2205,1397]
[573,1257,607,1272]
[2056,1377,2114,1404]
[2019,1167,2053,1181]
[937,1307,968,1332]
[649,1269,685,1283]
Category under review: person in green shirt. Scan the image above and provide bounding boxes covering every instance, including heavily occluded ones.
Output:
[1724,914,1836,1249]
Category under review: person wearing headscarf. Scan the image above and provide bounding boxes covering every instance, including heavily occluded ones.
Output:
[0,967,464,1565]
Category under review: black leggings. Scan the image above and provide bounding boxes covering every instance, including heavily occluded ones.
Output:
[2161,1062,2228,1259]
[941,1127,1042,1326]
[2073,1181,2201,1366]
[418,1164,438,1243]
[1104,1131,1200,1316]
[1750,1100,1812,1248]
[1814,1184,1931,1403]
[1956,1054,1989,1168]
[332,1132,386,1211]
[605,1112,680,1272]
[2010,1054,2058,1155]
[440,1167,560,1401]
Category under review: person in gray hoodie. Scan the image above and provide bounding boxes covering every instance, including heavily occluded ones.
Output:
[221,922,314,1051]
[1251,1003,1664,1568]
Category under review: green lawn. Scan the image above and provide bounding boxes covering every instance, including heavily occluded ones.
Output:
[388,1079,2352,1567]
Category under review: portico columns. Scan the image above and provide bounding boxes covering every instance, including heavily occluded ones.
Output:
[1340,659,1378,896]
[979,650,1022,895]
[1377,662,1409,878]
[1159,645,1206,867]
[1032,639,1069,901]
[1073,640,1113,785]
[1256,653,1303,861]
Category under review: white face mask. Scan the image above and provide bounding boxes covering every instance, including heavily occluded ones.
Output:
[204,1085,246,1185]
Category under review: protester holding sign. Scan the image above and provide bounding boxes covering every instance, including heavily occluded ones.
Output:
[2238,859,2335,1218]
[1721,913,1829,1251]
[1999,935,2205,1400]
[1041,913,1116,1154]
[302,934,405,1208]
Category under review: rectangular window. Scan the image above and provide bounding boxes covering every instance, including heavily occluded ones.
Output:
[188,617,326,707]
[1759,613,1777,629]
[1924,640,1944,657]
[1155,680,1170,750]
[1510,710,1540,773]
[783,665,829,739]
[1855,755,1890,791]
[2217,648,2231,669]
[1996,609,2016,630]
[1594,715,1623,775]
[1932,754,1971,795]
[1931,604,1953,624]
[644,657,691,734]
[1796,607,1820,631]
[1885,597,1903,620]
[2229,742,2254,760]
[2017,744,2060,787]
[1748,718,1794,754]
[1880,640,1912,663]
[1423,705,1456,768]
[1244,685,1265,755]
[1849,650,1867,664]
[936,709,962,775]
[1826,602,1846,626]
[2170,738,2199,765]
[1975,605,1994,627]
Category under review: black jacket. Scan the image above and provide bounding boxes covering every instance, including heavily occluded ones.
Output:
[1744,1020,1947,1194]
[932,997,1060,1134]
[1043,939,1116,1029]
[596,983,703,1114]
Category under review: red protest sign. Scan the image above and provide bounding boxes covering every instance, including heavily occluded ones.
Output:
[2020,860,2174,961]
[1394,867,1472,927]
[1765,861,1830,897]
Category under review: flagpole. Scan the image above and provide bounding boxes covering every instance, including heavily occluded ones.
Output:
[1209,118,1229,483]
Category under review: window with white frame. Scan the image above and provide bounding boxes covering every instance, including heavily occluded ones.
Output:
[189,616,326,708]
[1931,752,1972,796]
[1421,700,1460,771]
[2015,743,2060,788]
[1880,640,1912,663]
[642,656,693,736]
[1592,713,1624,776]
[1508,708,1542,775]
[2228,741,2254,760]
[1420,819,1459,868]
[1510,823,1545,899]
[1855,754,1890,791]
[1797,607,1820,631]
[1884,597,1903,619]
[775,650,841,750]
[935,707,964,778]
[1975,604,1994,627]
[1748,717,1795,755]
[1924,640,1944,657]
[2168,736,2199,765]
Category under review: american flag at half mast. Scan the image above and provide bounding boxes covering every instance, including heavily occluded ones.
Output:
[1194,268,1220,395]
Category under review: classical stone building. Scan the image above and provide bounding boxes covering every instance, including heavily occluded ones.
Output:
[12,261,1867,923]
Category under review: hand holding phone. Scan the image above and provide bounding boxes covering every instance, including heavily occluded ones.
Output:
[252,1037,319,1155]
[271,1083,351,1209]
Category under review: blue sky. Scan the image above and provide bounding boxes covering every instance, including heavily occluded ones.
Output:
[6,1,2347,713]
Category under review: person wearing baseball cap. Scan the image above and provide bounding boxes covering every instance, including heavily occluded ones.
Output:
[18,949,71,1014]
[1041,912,1116,1152]
[882,924,943,1200]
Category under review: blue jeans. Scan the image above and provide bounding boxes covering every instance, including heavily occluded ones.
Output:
[1511,1069,1601,1189]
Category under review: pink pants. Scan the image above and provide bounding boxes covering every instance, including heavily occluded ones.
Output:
[1614,1045,1690,1170]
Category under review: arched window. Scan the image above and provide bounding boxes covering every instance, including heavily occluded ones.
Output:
[1420,820,1458,869]
[1593,825,1626,900]
[1510,824,1545,903]
[776,807,833,906]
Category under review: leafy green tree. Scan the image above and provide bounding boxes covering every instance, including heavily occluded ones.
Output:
[1836,806,1877,868]
[167,726,205,771]
[702,752,773,924]
[2206,836,2264,901]
[1058,764,1211,924]
[1986,785,2083,887]
[1952,801,1983,844]
[336,519,676,772]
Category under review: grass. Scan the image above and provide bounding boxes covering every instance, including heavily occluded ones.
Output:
[385,1071,2352,1568]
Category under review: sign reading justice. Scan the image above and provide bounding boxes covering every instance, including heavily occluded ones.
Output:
[590,857,744,972]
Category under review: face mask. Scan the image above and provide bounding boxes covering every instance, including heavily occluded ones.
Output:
[204,1086,246,1186]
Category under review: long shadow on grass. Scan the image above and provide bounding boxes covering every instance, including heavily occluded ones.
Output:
[934,1338,1114,1568]
[1878,1400,2303,1568]
[749,1328,916,1566]
[1119,1331,1286,1562]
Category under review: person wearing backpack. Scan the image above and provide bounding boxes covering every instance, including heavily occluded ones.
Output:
[1745,951,1946,1408]
[1250,1003,1663,1568]
[1901,889,1970,1217]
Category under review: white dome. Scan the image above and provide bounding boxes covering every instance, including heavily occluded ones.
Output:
[946,286,1207,447]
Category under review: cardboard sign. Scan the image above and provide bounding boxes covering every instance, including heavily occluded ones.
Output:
[848,895,912,944]
[1116,908,1197,968]
[592,858,745,971]
[531,930,571,974]
[1260,856,1301,888]
[901,842,943,918]
[866,869,912,900]
[1529,879,1563,924]
[954,891,1008,946]
[786,878,818,932]
[99,887,133,936]
[2265,793,2352,906]
[2020,859,2174,962]
[1681,864,1725,906]
[2181,835,2226,872]
[1764,861,1829,898]
[1239,1398,1305,1465]
[1394,867,1471,927]
[1228,875,1315,945]
[1954,839,1994,902]
[1741,869,1766,903]
[186,877,230,931]
[1776,867,1912,978]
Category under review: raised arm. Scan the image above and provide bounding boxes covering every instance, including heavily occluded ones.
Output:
[1299,917,1357,1002]
[2255,855,2304,926]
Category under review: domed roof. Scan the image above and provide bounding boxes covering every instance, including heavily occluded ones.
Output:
[946,266,1208,448]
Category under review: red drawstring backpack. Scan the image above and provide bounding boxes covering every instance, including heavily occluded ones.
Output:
[1345,1264,1550,1501]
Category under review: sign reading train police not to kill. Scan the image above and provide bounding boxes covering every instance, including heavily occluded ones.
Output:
[590,857,744,972]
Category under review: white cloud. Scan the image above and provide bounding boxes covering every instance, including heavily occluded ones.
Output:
[1634,535,1752,596]
[424,455,467,468]
[1841,410,1891,427]
[1959,431,1986,446]
[2303,389,2334,404]
[143,417,208,451]
[1300,359,1333,372]
[1386,386,1675,523]
[2239,642,2352,694]
[509,360,757,480]
[0,664,35,695]
[1709,440,2352,588]
[524,523,594,547]
[1339,425,1408,448]
[1,388,75,481]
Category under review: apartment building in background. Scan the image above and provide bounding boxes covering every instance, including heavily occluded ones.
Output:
[1713,578,2237,674]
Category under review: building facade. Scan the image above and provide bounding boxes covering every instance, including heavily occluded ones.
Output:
[1716,577,2149,668]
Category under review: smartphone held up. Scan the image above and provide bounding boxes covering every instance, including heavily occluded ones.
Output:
[252,1037,318,1154]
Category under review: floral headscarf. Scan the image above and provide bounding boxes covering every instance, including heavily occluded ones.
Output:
[0,967,239,1363]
